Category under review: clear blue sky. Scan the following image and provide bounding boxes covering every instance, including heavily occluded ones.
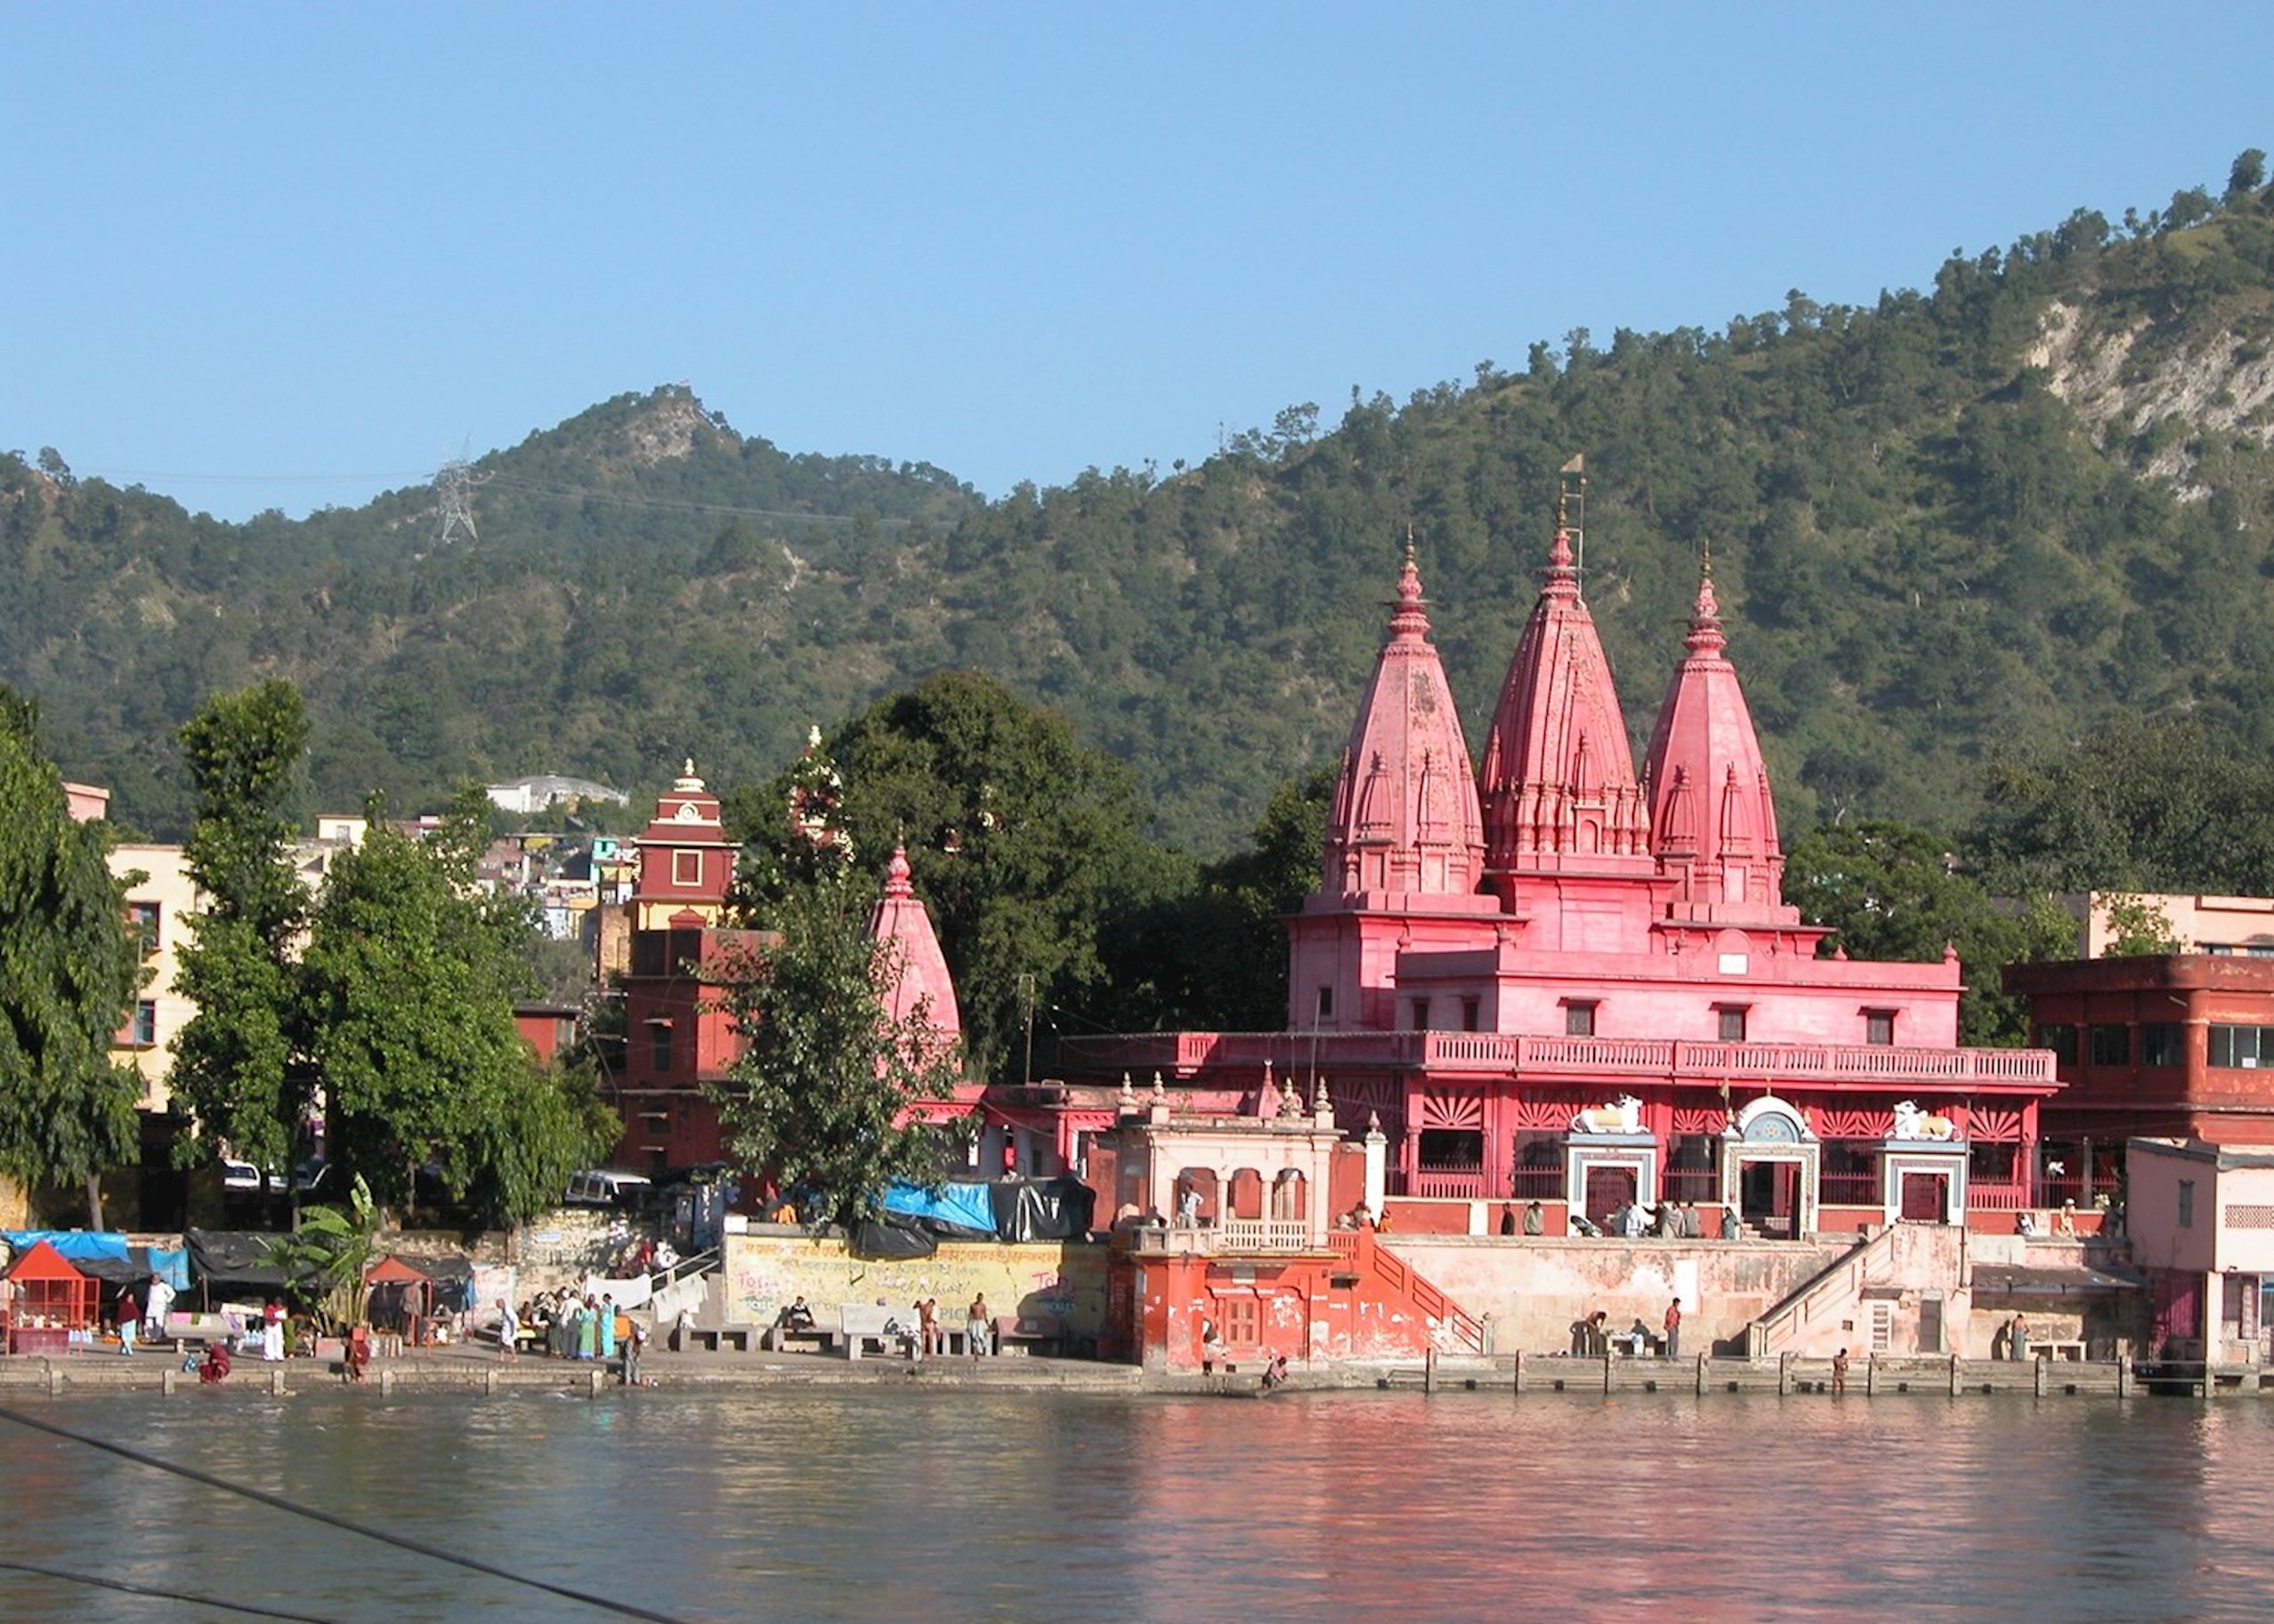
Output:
[3,4,2268,522]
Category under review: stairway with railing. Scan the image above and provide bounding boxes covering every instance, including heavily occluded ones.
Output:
[1328,1230,1487,1356]
[1744,1227,1894,1358]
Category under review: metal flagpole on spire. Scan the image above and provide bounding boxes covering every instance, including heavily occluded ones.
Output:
[1558,453,1587,578]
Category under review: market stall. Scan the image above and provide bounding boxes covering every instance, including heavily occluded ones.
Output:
[5,1240,101,1354]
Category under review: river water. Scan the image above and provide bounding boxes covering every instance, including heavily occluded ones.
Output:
[1,1386,2265,1621]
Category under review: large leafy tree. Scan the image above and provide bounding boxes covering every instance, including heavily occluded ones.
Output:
[301,787,558,1211]
[729,672,1161,1082]
[711,846,963,1226]
[1970,717,2274,896]
[0,685,143,1226]
[168,679,312,1180]
[1784,820,2079,1047]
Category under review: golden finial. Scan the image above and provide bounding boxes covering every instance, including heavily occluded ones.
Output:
[1404,521,1416,565]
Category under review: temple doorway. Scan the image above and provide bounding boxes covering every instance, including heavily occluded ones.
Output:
[1584,1165,1636,1227]
[1739,1161,1798,1239]
[1899,1172,1949,1223]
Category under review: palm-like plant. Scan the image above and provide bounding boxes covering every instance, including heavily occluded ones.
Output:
[263,1175,381,1334]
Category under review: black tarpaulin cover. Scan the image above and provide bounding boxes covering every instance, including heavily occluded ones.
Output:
[848,1218,937,1260]
[989,1177,1097,1242]
[187,1229,295,1289]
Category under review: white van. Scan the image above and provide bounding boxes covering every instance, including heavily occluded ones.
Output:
[564,1169,653,1209]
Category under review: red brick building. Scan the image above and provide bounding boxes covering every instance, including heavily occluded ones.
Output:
[2005,955,2274,1191]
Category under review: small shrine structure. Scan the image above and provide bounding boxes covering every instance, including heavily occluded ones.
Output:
[4,1239,100,1354]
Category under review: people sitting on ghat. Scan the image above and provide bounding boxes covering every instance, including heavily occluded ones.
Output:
[2016,1210,2040,1238]
[198,1342,232,1385]
[777,1297,815,1331]
[1260,1352,1290,1391]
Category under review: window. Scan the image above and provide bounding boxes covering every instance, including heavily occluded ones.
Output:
[1865,1010,1895,1046]
[1461,998,1480,1033]
[2207,944,2236,956]
[1314,986,1333,1022]
[2180,1179,2196,1230]
[1407,999,1428,1031]
[648,1021,673,1074]
[2252,946,2274,959]
[127,901,161,957]
[1970,1143,2018,1184]
[672,849,701,886]
[2037,1023,2079,1066]
[2207,1025,2274,1069]
[127,1001,157,1047]
[2141,1022,2183,1067]
[1565,1002,1597,1038]
[1717,1006,1748,1043]
[2088,1023,2131,1066]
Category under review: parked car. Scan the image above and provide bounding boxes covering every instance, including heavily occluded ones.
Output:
[564,1169,653,1209]
[220,1159,287,1196]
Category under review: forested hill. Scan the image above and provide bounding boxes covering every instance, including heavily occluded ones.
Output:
[8,158,2274,850]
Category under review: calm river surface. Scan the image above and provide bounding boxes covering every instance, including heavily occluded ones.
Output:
[1,1386,2267,1621]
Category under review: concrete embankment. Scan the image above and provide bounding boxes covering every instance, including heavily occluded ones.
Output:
[4,1346,2259,1401]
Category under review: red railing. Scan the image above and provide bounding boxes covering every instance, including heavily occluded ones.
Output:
[1058,1030,2055,1087]
[1414,1168,1485,1200]
[1970,1182,2028,1211]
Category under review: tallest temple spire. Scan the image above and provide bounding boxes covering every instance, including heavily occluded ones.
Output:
[1477,481,1653,897]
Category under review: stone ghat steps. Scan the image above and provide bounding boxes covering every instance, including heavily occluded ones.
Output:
[1365,1353,2162,1398]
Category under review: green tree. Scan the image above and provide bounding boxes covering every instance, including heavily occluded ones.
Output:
[299,786,544,1212]
[709,869,963,1225]
[168,679,312,1184]
[2099,893,2181,957]
[1784,820,2079,1046]
[473,1057,620,1230]
[2229,148,2266,200]
[785,673,1158,1083]
[1972,718,2274,895]
[0,685,143,1226]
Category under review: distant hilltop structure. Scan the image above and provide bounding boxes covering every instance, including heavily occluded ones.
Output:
[485,774,631,816]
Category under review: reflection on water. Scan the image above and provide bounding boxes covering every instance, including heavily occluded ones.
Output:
[0,1388,2263,1621]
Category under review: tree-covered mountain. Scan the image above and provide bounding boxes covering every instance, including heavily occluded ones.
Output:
[7,155,2273,851]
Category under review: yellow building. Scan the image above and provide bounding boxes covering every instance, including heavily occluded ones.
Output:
[107,844,204,1114]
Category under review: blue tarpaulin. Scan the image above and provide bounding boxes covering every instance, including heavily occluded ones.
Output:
[4,1232,190,1290]
[880,1181,999,1238]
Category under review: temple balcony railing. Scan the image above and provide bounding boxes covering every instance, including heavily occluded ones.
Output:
[1412,1168,1485,1200]
[1125,1219,1320,1257]
[1061,1030,2055,1089]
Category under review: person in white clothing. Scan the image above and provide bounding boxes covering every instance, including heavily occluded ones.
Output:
[142,1273,174,1342]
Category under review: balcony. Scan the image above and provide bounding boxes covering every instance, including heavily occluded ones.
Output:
[1126,1219,1319,1256]
[1058,1030,2055,1088]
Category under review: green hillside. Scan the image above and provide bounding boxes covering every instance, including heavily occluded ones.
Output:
[7,158,2274,850]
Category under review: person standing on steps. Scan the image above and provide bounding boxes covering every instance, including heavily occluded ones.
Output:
[1663,1297,1683,1361]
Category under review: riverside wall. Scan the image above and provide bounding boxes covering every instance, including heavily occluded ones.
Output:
[719,1233,1110,1341]
[1381,1235,1849,1356]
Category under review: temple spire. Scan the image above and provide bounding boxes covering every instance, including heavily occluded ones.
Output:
[1478,473,1652,891]
[1643,551,1794,922]
[1315,540,1485,901]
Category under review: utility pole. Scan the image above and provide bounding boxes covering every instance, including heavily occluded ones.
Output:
[1017,973,1037,1088]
